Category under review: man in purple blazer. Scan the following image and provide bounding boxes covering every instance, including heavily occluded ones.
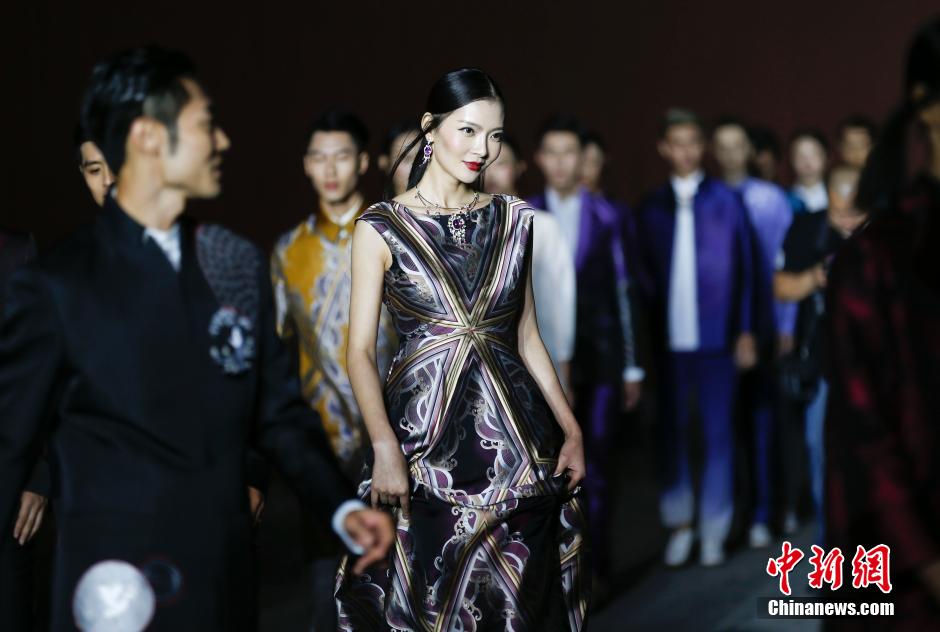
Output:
[636,109,757,567]
[529,114,644,584]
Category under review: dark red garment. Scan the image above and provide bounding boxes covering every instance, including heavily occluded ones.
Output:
[824,176,940,630]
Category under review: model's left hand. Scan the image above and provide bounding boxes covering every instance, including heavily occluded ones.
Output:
[554,430,586,492]
[734,332,758,370]
[13,491,46,545]
[345,508,396,575]
[622,380,642,412]
[248,486,265,525]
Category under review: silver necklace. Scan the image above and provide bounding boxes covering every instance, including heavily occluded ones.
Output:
[413,188,480,247]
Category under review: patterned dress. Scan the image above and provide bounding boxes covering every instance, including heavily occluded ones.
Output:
[272,206,397,478]
[335,195,590,631]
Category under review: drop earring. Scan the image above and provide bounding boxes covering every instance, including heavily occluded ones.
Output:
[421,141,433,165]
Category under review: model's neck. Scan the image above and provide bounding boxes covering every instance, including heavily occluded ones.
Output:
[550,184,580,199]
[114,163,185,230]
[321,190,363,223]
[417,162,476,208]
[796,176,823,189]
[722,168,748,187]
[672,167,702,180]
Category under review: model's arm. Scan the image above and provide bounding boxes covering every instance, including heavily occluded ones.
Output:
[516,224,585,490]
[254,253,392,572]
[347,220,412,516]
[774,266,826,302]
[0,267,63,540]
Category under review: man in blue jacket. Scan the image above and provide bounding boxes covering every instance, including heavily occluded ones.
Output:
[637,108,756,567]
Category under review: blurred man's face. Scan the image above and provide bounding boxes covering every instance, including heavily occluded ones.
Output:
[304,131,367,206]
[160,78,230,199]
[535,131,582,193]
[712,125,751,177]
[580,142,604,192]
[79,141,114,206]
[658,123,704,177]
[790,137,827,183]
[483,143,522,194]
[838,127,873,170]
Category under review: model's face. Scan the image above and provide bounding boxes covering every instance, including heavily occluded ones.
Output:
[388,130,420,196]
[426,98,504,186]
[790,137,827,183]
[839,128,873,169]
[712,125,751,176]
[304,131,367,205]
[160,78,230,199]
[580,142,604,191]
[79,141,114,206]
[483,143,521,194]
[536,131,582,192]
[658,123,704,176]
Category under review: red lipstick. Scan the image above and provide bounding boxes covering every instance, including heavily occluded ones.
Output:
[464,161,482,172]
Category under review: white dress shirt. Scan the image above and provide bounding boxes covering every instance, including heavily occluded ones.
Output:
[143,221,367,554]
[792,182,828,213]
[668,171,704,352]
[545,188,581,259]
[531,210,576,374]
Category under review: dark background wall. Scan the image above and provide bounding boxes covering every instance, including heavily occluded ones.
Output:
[1,1,935,250]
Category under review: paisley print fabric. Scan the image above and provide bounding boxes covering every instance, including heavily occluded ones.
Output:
[335,195,590,631]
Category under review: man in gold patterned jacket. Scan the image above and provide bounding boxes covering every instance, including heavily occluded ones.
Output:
[270,109,396,630]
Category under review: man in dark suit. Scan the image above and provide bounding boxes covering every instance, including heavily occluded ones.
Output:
[0,229,50,631]
[0,47,393,631]
[529,115,645,585]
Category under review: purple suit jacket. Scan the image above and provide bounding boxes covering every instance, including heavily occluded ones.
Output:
[528,188,639,383]
[636,176,753,354]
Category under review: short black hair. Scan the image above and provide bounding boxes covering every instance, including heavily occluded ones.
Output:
[712,115,749,136]
[73,123,92,166]
[660,108,705,139]
[837,114,878,141]
[380,121,421,157]
[748,126,781,158]
[582,130,606,153]
[305,108,370,154]
[81,46,197,175]
[788,127,830,154]
[536,113,585,147]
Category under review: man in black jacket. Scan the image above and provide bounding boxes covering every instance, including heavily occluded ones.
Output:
[0,47,392,631]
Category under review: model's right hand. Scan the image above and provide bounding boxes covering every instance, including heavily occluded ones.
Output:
[344,508,395,575]
[371,440,411,518]
[13,491,46,545]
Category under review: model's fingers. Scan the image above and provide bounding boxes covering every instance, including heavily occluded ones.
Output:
[553,453,568,477]
[371,489,379,508]
[399,493,410,519]
[26,506,44,542]
[13,501,29,541]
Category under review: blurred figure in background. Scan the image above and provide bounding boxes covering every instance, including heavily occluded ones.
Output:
[637,108,756,567]
[531,114,644,587]
[788,129,830,213]
[774,165,865,540]
[835,114,877,170]
[484,133,576,394]
[271,109,397,631]
[712,117,794,548]
[377,122,421,198]
[826,17,940,628]
[74,126,115,206]
[749,126,783,184]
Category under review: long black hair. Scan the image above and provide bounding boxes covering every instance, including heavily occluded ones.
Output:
[385,68,503,199]
[856,17,940,212]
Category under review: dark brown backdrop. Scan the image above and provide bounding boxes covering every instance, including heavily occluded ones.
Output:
[1,1,936,250]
